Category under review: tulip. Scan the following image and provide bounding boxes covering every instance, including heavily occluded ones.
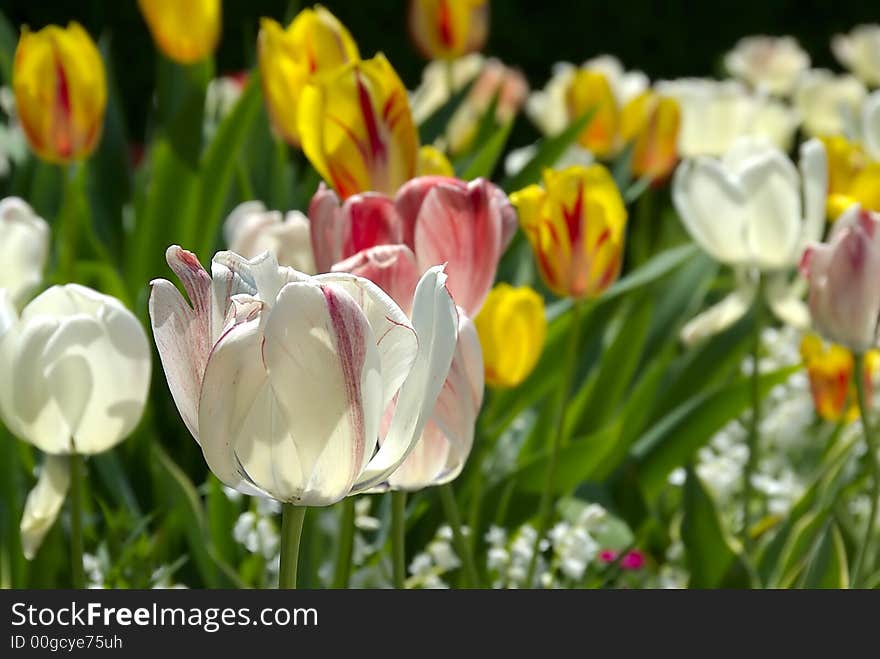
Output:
[673,138,827,343]
[298,54,418,199]
[511,164,627,299]
[224,201,316,274]
[138,0,221,64]
[309,176,516,316]
[258,7,359,147]
[619,91,681,181]
[723,35,810,96]
[863,91,880,162]
[800,333,879,422]
[408,0,489,60]
[832,24,880,87]
[800,206,880,353]
[410,54,485,123]
[332,245,484,490]
[418,145,454,177]
[149,246,458,504]
[656,78,798,157]
[474,283,546,388]
[0,197,49,307]
[821,135,880,218]
[794,69,866,138]
[13,22,106,163]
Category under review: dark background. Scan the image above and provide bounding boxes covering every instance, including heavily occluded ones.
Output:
[3,0,876,140]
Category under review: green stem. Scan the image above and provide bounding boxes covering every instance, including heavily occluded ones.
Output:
[742,276,763,549]
[68,453,84,589]
[59,164,79,282]
[391,491,407,588]
[439,484,479,588]
[525,298,586,587]
[331,498,356,589]
[278,504,306,589]
[445,59,456,97]
[852,352,880,588]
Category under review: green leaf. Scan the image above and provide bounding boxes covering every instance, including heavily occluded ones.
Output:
[800,523,849,588]
[501,111,594,193]
[632,365,799,500]
[91,450,141,517]
[0,10,16,85]
[605,243,699,301]
[190,74,264,260]
[155,56,212,167]
[455,119,513,181]
[681,467,751,588]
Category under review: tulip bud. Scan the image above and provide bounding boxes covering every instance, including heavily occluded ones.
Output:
[619,91,681,181]
[408,0,489,60]
[224,201,316,274]
[299,54,418,198]
[138,0,221,64]
[0,197,49,306]
[13,22,106,163]
[149,247,458,503]
[565,69,619,158]
[0,284,151,455]
[512,165,627,299]
[723,35,810,96]
[258,8,359,147]
[474,284,546,388]
[833,24,880,87]
[800,333,879,422]
[801,206,880,352]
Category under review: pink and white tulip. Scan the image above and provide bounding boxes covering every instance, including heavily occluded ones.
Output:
[309,176,517,317]
[149,246,458,505]
[801,205,880,353]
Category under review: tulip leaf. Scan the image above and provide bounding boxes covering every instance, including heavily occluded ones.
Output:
[501,110,594,193]
[631,364,799,501]
[155,56,212,168]
[190,73,263,260]
[800,523,849,588]
[0,10,15,85]
[604,243,699,301]
[0,424,26,588]
[455,118,513,181]
[681,466,752,588]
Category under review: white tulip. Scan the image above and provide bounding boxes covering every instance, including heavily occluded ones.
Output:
[20,455,70,560]
[724,35,810,96]
[0,197,49,306]
[862,90,880,161]
[832,24,880,87]
[794,69,866,138]
[149,246,458,505]
[223,201,316,275]
[0,284,151,454]
[673,137,827,343]
[656,79,799,157]
[409,54,485,124]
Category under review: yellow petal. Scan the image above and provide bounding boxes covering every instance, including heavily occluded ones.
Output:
[475,283,547,388]
[138,0,221,64]
[299,53,418,198]
[565,69,619,158]
[13,22,106,163]
[408,0,489,60]
[417,144,454,176]
[621,91,681,181]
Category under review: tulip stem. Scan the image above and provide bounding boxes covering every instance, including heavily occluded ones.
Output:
[439,484,480,588]
[331,498,356,589]
[852,352,880,588]
[68,453,85,589]
[741,278,763,550]
[59,164,80,282]
[391,491,407,588]
[525,298,586,588]
[278,504,306,589]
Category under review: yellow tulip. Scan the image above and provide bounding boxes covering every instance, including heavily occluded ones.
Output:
[138,0,221,64]
[418,145,454,176]
[800,333,879,422]
[620,91,681,181]
[258,7,359,147]
[821,135,880,218]
[408,0,489,60]
[475,284,546,388]
[565,69,619,158]
[13,22,106,164]
[511,165,627,299]
[299,54,419,198]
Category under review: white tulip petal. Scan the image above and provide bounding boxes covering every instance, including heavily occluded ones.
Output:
[673,158,750,264]
[223,200,268,246]
[353,266,458,492]
[0,289,16,337]
[799,139,829,245]
[0,197,49,307]
[765,274,810,329]
[681,284,756,345]
[740,152,802,268]
[863,91,880,162]
[20,455,70,560]
[314,271,417,413]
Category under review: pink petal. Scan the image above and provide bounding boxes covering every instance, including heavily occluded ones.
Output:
[395,176,466,247]
[309,183,345,273]
[332,244,420,315]
[342,193,404,259]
